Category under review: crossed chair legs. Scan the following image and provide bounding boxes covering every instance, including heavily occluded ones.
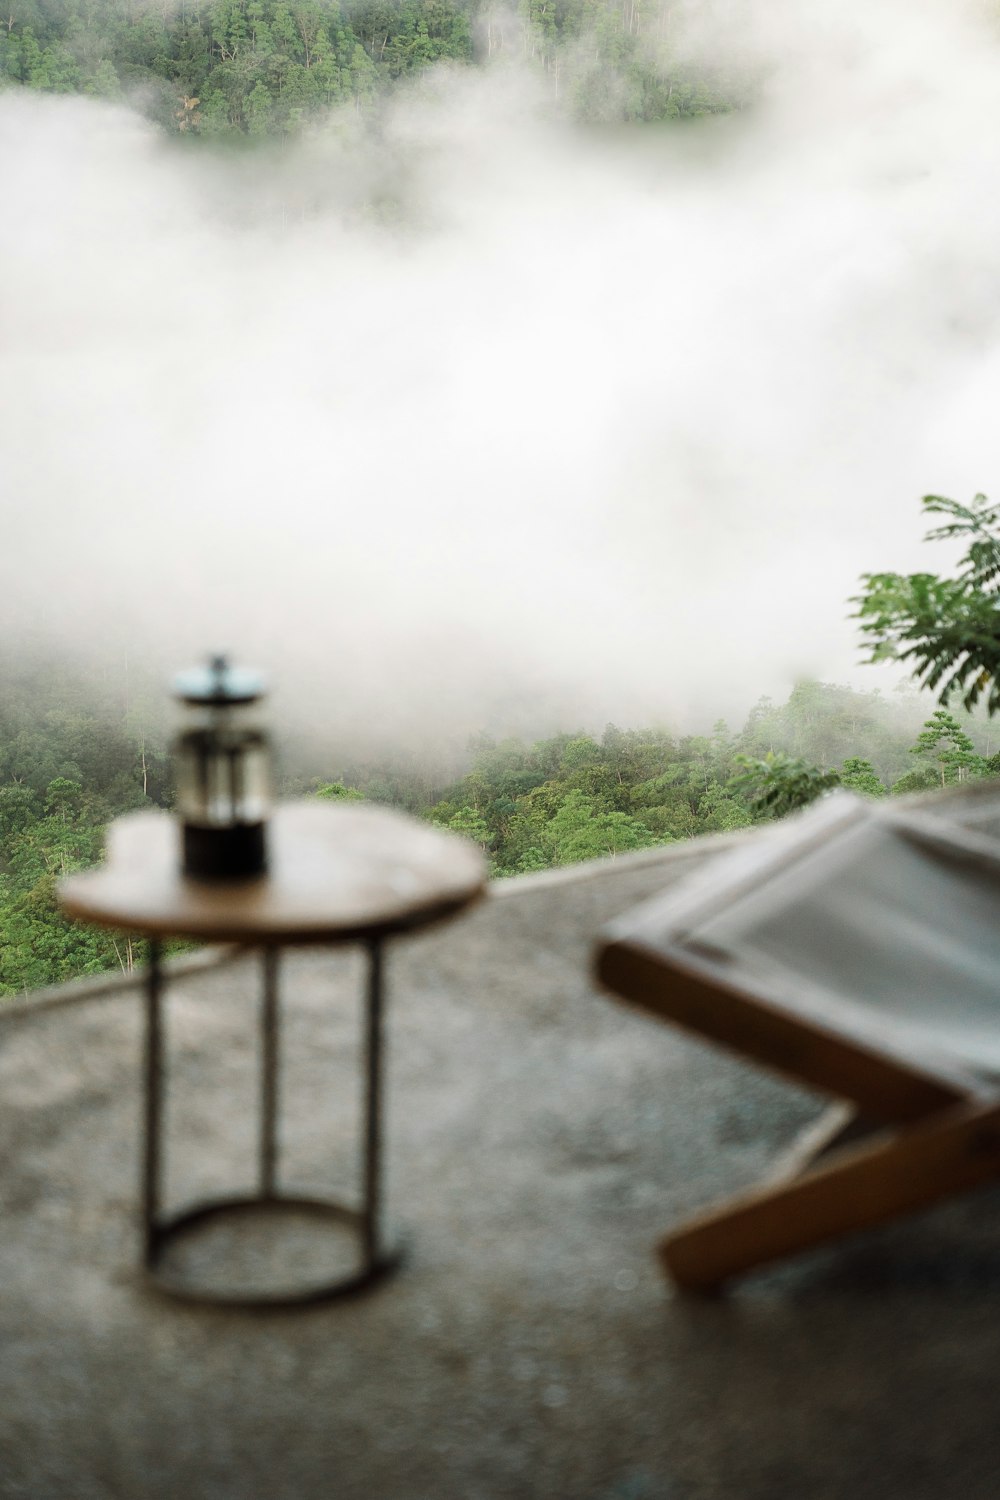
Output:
[662,1094,1000,1293]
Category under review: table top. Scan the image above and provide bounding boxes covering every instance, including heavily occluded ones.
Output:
[59,801,487,944]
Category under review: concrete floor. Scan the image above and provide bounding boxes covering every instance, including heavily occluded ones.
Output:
[2,838,1000,1500]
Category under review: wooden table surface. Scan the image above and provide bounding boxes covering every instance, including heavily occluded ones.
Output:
[59,801,487,944]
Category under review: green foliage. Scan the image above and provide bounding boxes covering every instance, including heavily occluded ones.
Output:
[0,0,736,138]
[854,493,1000,716]
[729,752,841,819]
[0,772,136,993]
[740,678,917,781]
[441,805,492,850]
[906,708,987,788]
[695,781,754,831]
[839,757,885,798]
[311,679,993,883]
[1,671,993,999]
[315,779,364,800]
[545,790,653,865]
[889,765,940,797]
[0,657,167,996]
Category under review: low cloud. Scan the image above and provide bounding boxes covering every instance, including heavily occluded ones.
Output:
[3,0,1000,753]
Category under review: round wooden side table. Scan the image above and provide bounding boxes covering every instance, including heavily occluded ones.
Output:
[60,801,486,1307]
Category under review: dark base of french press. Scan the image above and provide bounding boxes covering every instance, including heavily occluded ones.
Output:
[182,821,267,880]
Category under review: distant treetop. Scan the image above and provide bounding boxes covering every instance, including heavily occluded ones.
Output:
[0,0,739,138]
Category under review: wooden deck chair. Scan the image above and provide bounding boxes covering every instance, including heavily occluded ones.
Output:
[595,785,1000,1292]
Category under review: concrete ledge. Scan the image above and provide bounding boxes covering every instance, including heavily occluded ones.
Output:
[0,944,238,1021]
[1,833,745,1021]
[489,827,748,898]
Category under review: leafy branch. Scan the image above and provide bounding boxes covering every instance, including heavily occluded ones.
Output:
[729,752,840,818]
[853,493,1000,715]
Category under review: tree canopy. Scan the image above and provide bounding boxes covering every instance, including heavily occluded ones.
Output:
[0,0,738,137]
[0,667,995,997]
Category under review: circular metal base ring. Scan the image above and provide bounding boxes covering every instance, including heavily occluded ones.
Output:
[145,1193,403,1308]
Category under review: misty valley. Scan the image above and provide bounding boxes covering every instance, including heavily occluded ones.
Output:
[0,668,994,997]
[6,1,1000,998]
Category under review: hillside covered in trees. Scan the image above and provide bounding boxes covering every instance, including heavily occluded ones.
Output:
[0,0,736,135]
[2,659,995,997]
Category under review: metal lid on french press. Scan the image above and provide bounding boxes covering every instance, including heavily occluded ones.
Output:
[173,654,264,707]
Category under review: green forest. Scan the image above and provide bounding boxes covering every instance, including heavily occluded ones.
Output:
[0,0,735,135]
[0,664,995,998]
[5,490,1000,998]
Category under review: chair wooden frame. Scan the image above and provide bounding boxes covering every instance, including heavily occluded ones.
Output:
[595,791,1000,1293]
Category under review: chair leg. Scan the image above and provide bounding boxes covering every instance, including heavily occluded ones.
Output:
[763,1102,860,1186]
[663,1096,1000,1293]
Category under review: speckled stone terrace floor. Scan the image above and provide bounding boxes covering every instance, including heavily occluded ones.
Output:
[2,837,1000,1500]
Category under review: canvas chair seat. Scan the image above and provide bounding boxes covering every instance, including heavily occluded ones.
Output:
[595,784,1000,1292]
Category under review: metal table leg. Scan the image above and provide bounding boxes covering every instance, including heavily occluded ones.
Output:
[363,937,387,1272]
[260,947,279,1199]
[141,940,402,1307]
[141,939,164,1269]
